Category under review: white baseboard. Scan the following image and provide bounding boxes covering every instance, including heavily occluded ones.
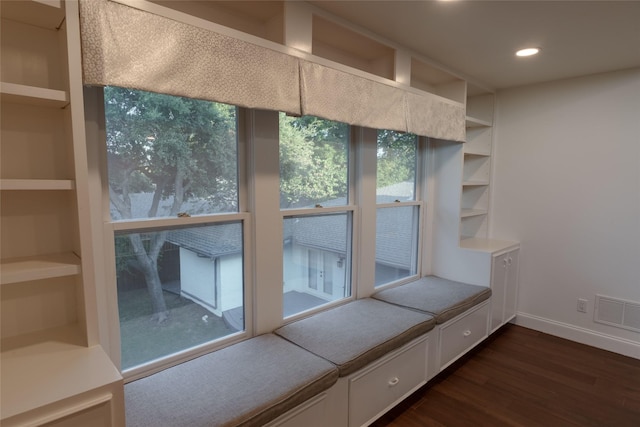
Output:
[513,312,640,360]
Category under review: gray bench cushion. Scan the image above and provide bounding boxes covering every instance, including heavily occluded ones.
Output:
[372,276,491,324]
[274,298,435,376]
[125,334,338,427]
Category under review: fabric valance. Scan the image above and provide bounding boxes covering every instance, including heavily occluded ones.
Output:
[299,61,407,133]
[79,0,301,115]
[79,0,465,142]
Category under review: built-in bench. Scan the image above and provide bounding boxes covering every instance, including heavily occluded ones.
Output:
[372,275,491,324]
[124,277,491,427]
[274,298,435,376]
[125,334,338,427]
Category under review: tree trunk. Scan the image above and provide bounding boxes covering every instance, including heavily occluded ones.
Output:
[129,233,168,323]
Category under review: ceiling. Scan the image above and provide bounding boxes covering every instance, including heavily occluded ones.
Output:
[308,0,640,91]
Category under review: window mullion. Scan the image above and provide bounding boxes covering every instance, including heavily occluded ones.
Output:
[248,109,284,334]
[356,126,378,297]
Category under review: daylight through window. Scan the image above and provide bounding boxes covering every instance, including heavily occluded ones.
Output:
[104,87,245,371]
[375,130,420,287]
[279,113,353,317]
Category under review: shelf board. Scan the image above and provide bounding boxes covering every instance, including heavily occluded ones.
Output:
[0,82,69,108]
[0,179,75,190]
[460,209,488,218]
[464,151,491,157]
[459,237,519,253]
[462,180,489,187]
[1,252,81,285]
[465,116,492,128]
[0,0,64,30]
[1,326,122,422]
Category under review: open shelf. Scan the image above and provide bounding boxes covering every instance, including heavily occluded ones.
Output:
[465,116,492,128]
[148,0,284,43]
[0,82,69,108]
[460,209,488,218]
[462,180,489,187]
[1,252,81,285]
[460,215,488,241]
[312,15,395,80]
[1,326,121,422]
[0,0,64,30]
[464,151,490,158]
[1,1,124,424]
[466,91,494,125]
[411,57,465,103]
[0,179,75,191]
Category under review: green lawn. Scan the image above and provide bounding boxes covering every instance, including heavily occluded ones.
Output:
[118,288,235,370]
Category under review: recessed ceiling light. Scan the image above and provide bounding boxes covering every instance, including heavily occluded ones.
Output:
[516,48,540,57]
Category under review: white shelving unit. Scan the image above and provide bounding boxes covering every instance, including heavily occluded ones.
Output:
[459,90,495,244]
[0,1,124,425]
[431,84,519,320]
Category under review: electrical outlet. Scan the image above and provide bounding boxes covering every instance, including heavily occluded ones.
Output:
[577,298,588,313]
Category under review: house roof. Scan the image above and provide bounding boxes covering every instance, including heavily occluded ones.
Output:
[115,183,417,268]
[167,223,242,258]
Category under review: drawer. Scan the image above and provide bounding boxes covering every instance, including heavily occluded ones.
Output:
[438,301,489,370]
[348,336,428,427]
[267,392,328,427]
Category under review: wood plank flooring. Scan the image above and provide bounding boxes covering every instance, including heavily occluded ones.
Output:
[371,324,640,427]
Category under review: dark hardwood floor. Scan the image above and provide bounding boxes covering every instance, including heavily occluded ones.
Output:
[371,324,640,427]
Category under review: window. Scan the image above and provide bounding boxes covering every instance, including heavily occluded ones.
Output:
[279,114,353,317]
[104,87,246,371]
[375,130,420,287]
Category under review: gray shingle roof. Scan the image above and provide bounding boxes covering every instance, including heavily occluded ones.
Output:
[114,183,416,268]
[167,223,242,258]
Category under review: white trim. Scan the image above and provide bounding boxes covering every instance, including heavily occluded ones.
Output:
[281,206,356,217]
[514,312,640,360]
[376,201,421,209]
[110,213,249,232]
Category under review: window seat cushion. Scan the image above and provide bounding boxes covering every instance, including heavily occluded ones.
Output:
[372,275,491,324]
[124,333,339,427]
[274,298,435,377]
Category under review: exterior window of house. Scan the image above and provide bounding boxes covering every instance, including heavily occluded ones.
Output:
[104,87,245,372]
[375,130,420,287]
[279,113,352,318]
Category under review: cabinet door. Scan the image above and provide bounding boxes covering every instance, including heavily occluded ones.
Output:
[490,253,508,332]
[504,249,519,323]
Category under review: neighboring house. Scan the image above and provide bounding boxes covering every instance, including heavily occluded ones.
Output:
[114,184,417,321]
[167,224,243,318]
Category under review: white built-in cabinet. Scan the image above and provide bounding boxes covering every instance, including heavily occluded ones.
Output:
[0,1,124,425]
[490,248,520,333]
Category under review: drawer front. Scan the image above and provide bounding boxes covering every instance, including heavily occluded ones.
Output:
[439,302,489,370]
[267,392,328,427]
[349,337,428,427]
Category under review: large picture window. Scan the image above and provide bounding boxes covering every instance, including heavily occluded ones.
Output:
[279,114,353,317]
[105,87,245,371]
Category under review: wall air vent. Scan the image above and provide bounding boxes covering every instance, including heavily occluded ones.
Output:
[594,295,640,332]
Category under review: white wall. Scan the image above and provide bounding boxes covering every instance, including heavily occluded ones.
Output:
[491,68,640,358]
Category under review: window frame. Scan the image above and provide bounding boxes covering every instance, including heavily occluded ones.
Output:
[93,87,253,381]
[372,133,429,290]
[278,114,357,321]
[86,88,433,381]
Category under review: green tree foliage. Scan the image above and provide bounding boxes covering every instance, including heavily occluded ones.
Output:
[105,86,237,322]
[376,130,417,190]
[279,114,349,208]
